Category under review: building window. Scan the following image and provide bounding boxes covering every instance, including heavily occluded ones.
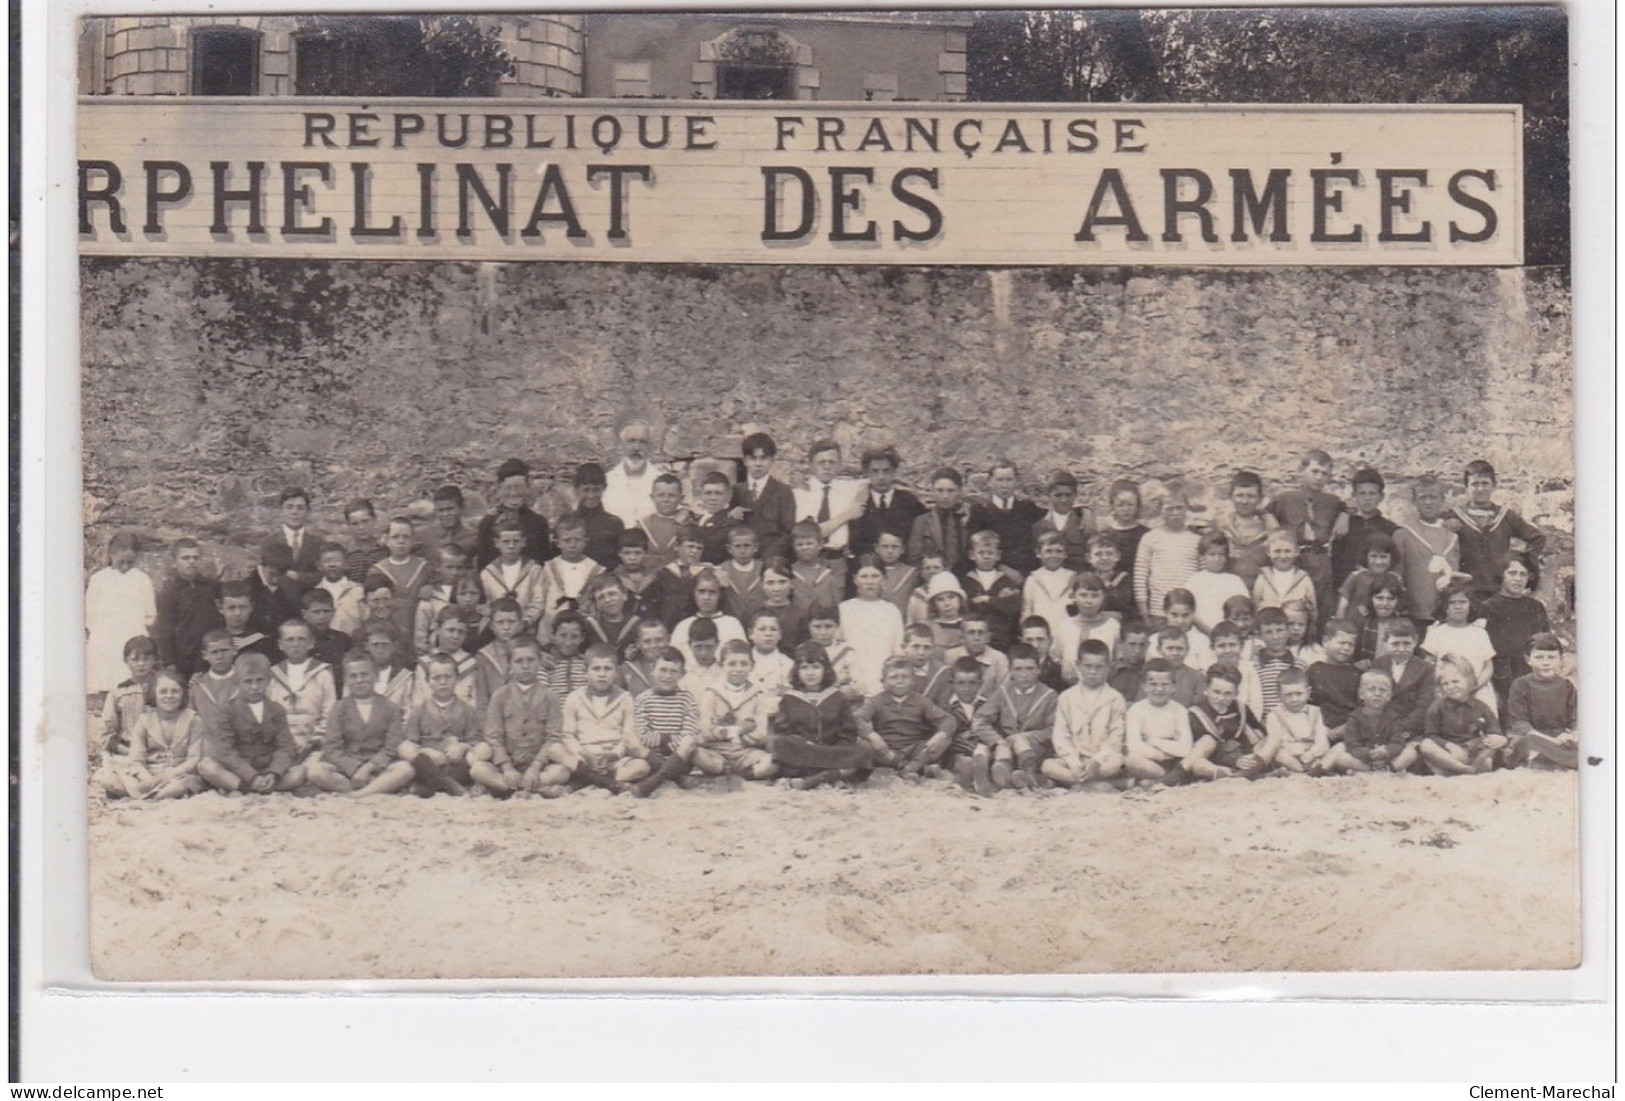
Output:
[715,28,796,100]
[612,60,652,98]
[192,27,260,96]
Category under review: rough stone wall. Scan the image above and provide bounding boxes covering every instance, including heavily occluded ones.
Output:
[80,259,1574,599]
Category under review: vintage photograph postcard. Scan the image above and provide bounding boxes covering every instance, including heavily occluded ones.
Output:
[74,5,1579,982]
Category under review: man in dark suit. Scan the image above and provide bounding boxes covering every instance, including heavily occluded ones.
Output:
[908,466,973,572]
[850,445,926,560]
[731,432,799,562]
[277,487,325,592]
[969,460,1045,574]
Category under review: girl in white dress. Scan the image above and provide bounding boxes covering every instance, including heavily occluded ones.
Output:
[839,555,905,698]
[85,532,157,695]
[1423,582,1500,716]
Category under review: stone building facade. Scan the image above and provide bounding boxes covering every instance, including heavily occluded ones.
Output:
[77,12,969,102]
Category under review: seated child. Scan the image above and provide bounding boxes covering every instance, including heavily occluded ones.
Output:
[943,613,1010,696]
[1185,532,1250,634]
[1423,581,1499,715]
[1145,588,1215,671]
[449,575,491,652]
[1352,575,1407,666]
[543,610,592,701]
[360,577,414,668]
[246,540,302,639]
[303,651,409,795]
[789,521,845,612]
[1480,555,1552,710]
[1255,668,1330,774]
[898,623,953,705]
[938,656,990,784]
[1320,668,1411,774]
[1506,633,1579,769]
[301,589,352,674]
[691,640,777,781]
[480,520,547,635]
[94,669,205,800]
[366,517,431,632]
[362,652,476,797]
[1054,572,1121,684]
[644,525,706,630]
[188,629,242,735]
[1414,652,1506,775]
[1305,619,1362,730]
[196,652,305,793]
[874,533,919,618]
[621,619,672,697]
[1021,531,1077,636]
[1043,639,1128,789]
[1185,664,1265,781]
[854,656,956,777]
[1108,620,1153,703]
[469,636,570,797]
[99,635,158,756]
[1122,659,1193,782]
[958,530,1024,651]
[316,542,365,636]
[768,641,873,790]
[414,607,477,709]
[1018,616,1068,693]
[1150,628,1206,706]
[1253,530,1317,621]
[629,648,704,797]
[967,643,1059,795]
[1086,534,1136,622]
[716,526,765,622]
[1221,595,1259,660]
[553,644,649,792]
[923,571,968,653]
[473,598,525,715]
[267,618,336,764]
[809,604,862,699]
[1335,533,1403,622]
[745,610,794,698]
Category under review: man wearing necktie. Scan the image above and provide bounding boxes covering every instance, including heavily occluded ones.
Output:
[850,445,926,559]
[277,487,324,593]
[795,439,867,564]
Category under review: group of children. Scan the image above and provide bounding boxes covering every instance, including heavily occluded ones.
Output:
[86,443,1578,802]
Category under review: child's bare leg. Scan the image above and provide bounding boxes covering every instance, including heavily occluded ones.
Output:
[1417,738,1474,776]
[739,750,777,780]
[969,744,996,796]
[1123,754,1166,781]
[1007,734,1045,789]
[1040,757,1084,786]
[1521,732,1579,769]
[988,740,1015,789]
[197,757,246,793]
[615,756,651,784]
[1387,743,1419,772]
[690,747,727,776]
[1183,756,1231,781]
[352,759,417,796]
[467,759,509,793]
[1275,750,1306,774]
[150,775,204,799]
[304,761,354,793]
[93,763,131,799]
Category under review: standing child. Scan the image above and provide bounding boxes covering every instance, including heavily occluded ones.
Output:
[808,605,860,699]
[1451,460,1547,600]
[1102,479,1151,582]
[1423,582,1499,715]
[850,445,926,560]
[273,487,324,593]
[1218,471,1277,593]
[640,473,690,570]
[958,530,1024,652]
[450,575,491,652]
[316,542,366,636]
[732,432,800,562]
[426,485,477,565]
[906,552,946,625]
[1122,659,1193,783]
[1022,531,1078,639]
[541,610,591,702]
[94,669,205,800]
[691,472,738,566]
[716,526,765,622]
[873,532,919,619]
[1266,449,1345,625]
[563,462,625,569]
[1146,589,1216,671]
[1019,617,1068,693]
[1185,533,1250,634]
[363,623,417,710]
[1249,607,1299,719]
[1332,468,1399,589]
[768,641,873,790]
[1209,621,1265,719]
[1032,470,1094,572]
[969,460,1044,574]
[908,467,973,572]
[1133,494,1201,623]
[1043,639,1128,789]
[582,575,641,662]
[840,555,907,697]
[414,607,477,708]
[85,532,157,695]
[474,458,551,569]
[1255,668,1330,774]
[367,518,431,619]
[680,618,725,698]
[473,598,526,714]
[1283,599,1325,667]
[644,526,706,630]
[1253,530,1317,620]
[98,635,159,756]
[247,541,303,638]
[480,520,547,637]
[1506,633,1578,769]
[1086,534,1137,622]
[1393,475,1464,626]
[360,578,413,668]
[342,498,389,584]
[152,538,222,681]
[412,546,471,656]
[671,569,745,667]
[692,639,778,782]
[754,559,806,652]
[1480,555,1552,710]
[1415,653,1506,775]
[1150,629,1206,706]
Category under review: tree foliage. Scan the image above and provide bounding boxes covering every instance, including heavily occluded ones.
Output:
[967,6,1569,265]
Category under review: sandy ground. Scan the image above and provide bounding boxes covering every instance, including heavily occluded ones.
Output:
[88,767,1580,982]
